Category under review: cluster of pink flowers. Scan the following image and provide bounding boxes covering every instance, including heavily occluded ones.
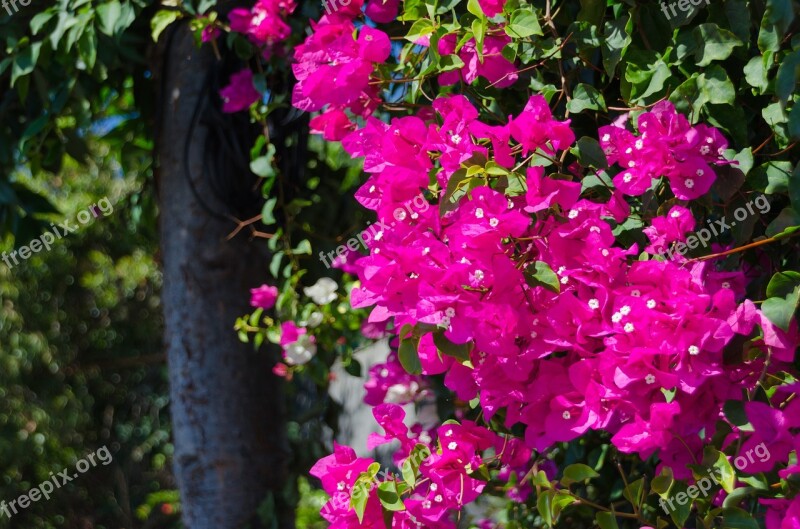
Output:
[437,30,518,88]
[229,0,296,49]
[599,102,730,199]
[218,0,297,113]
[312,403,533,529]
[292,7,392,141]
[308,94,799,526]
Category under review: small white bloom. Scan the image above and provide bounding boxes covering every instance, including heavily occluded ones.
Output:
[304,277,339,305]
[489,218,499,227]
[448,442,457,450]
[445,307,456,317]
[623,173,633,183]
[696,169,704,177]
[646,299,657,309]
[562,411,571,420]
[385,382,420,403]
[685,178,695,189]
[568,210,579,219]
[671,210,681,218]
[306,311,324,328]
[645,374,656,385]
[631,289,641,297]
[689,345,700,356]
[635,139,644,149]
[611,312,623,323]
[285,335,317,365]
[475,208,485,219]
[624,322,635,333]
[620,305,631,316]
[602,134,611,142]
[588,299,600,310]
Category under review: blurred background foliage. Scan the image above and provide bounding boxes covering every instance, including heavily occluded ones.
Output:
[0,149,177,527]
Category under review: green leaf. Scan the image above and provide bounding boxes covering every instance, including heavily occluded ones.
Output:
[377,482,405,512]
[761,283,800,331]
[776,49,800,104]
[30,9,56,35]
[398,336,422,375]
[561,463,599,487]
[701,446,736,493]
[722,487,758,508]
[269,251,283,277]
[405,18,435,42]
[723,400,753,430]
[524,261,561,294]
[96,1,122,36]
[11,41,42,87]
[765,207,800,238]
[505,8,543,38]
[766,271,800,298]
[151,10,182,42]
[432,330,472,362]
[697,65,735,105]
[577,0,605,26]
[651,467,673,495]
[706,507,759,529]
[262,197,278,226]
[77,25,97,70]
[743,55,771,94]
[532,470,552,489]
[668,481,692,528]
[758,0,794,52]
[692,23,742,66]
[596,512,620,529]
[467,0,486,20]
[552,491,577,518]
[572,137,608,169]
[472,19,485,56]
[602,16,631,77]
[567,83,607,113]
[536,490,555,527]
[622,477,645,509]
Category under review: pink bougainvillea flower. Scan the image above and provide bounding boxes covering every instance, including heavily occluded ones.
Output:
[510,95,575,154]
[219,69,260,113]
[477,0,506,17]
[249,284,278,309]
[228,0,296,47]
[438,32,518,88]
[600,101,728,200]
[365,0,401,23]
[644,205,696,254]
[310,108,356,141]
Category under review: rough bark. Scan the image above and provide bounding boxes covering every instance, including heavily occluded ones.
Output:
[156,22,291,529]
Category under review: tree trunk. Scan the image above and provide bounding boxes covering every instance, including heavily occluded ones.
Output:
[156,21,292,529]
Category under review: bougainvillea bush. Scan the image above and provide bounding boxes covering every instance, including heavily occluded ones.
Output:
[181,0,800,527]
